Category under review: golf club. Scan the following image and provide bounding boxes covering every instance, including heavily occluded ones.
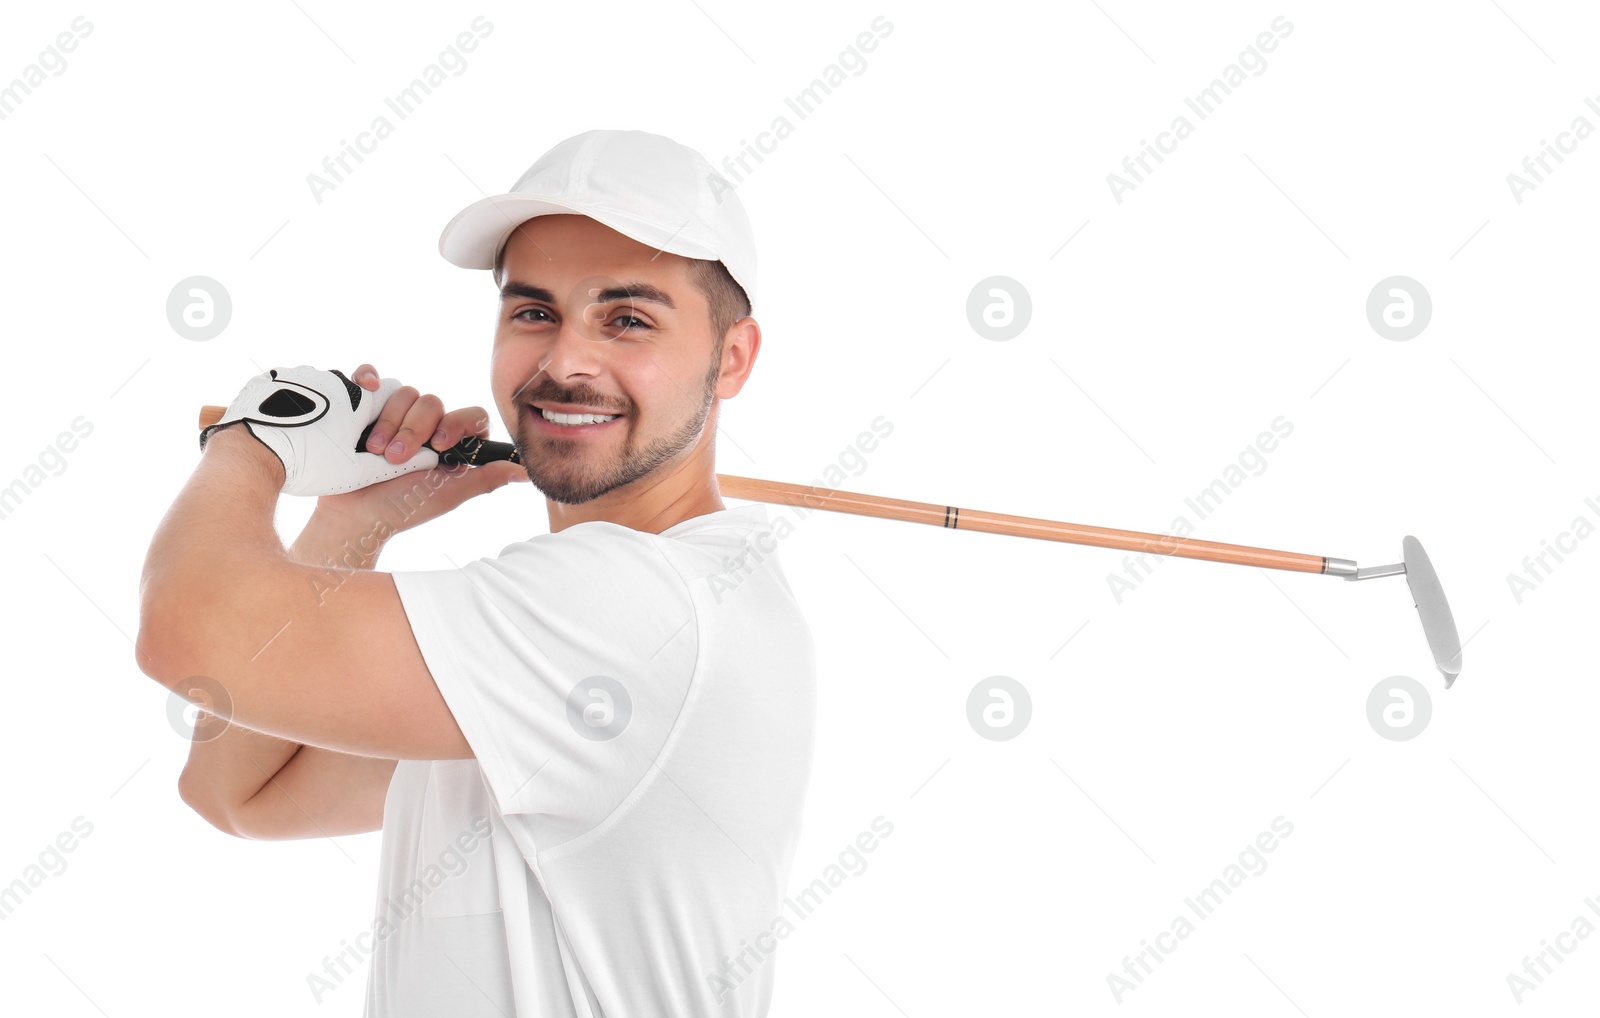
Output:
[197,404,1463,686]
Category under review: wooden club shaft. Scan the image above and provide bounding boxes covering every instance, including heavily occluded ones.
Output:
[198,404,1330,574]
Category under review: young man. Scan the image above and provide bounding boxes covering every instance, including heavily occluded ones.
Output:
[137,129,818,1016]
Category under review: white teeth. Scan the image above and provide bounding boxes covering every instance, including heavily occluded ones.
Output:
[540,407,619,426]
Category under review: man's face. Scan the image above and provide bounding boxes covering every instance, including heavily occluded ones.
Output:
[492,214,724,505]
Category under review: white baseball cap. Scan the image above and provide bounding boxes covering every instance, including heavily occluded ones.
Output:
[437,128,758,311]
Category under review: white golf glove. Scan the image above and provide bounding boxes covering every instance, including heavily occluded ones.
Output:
[199,365,441,496]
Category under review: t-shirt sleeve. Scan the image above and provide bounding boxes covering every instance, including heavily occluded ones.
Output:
[388,523,699,825]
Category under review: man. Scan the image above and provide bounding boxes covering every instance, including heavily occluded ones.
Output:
[137,129,818,1017]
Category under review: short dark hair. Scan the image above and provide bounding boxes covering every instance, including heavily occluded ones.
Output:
[493,243,750,354]
[684,257,752,358]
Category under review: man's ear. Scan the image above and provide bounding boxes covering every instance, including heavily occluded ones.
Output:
[715,318,762,399]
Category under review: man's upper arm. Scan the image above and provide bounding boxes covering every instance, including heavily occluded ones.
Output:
[146,559,472,760]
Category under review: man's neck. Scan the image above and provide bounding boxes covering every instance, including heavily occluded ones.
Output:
[545,473,727,536]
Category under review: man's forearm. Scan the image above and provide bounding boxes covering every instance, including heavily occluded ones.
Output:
[288,507,388,578]
[138,425,287,670]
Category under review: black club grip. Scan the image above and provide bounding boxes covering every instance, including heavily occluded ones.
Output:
[352,420,521,468]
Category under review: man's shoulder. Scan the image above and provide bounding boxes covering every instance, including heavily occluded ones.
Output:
[468,505,796,610]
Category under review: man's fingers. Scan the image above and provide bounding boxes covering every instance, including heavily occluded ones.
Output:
[352,372,492,464]
[364,385,418,455]
[384,391,445,462]
[430,406,493,452]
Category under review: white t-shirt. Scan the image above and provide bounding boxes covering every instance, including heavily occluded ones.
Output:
[364,503,817,1017]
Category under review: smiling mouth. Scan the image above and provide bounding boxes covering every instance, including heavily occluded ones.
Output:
[526,402,625,430]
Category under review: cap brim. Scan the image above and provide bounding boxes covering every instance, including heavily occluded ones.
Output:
[438,194,721,270]
[438,195,592,269]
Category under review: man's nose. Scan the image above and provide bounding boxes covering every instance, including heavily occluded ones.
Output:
[537,309,613,379]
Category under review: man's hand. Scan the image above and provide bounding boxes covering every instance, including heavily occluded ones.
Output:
[202,363,503,497]
[299,363,529,557]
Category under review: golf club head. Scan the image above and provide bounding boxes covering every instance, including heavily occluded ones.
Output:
[1402,536,1461,687]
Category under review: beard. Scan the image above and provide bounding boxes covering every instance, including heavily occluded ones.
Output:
[511,352,721,505]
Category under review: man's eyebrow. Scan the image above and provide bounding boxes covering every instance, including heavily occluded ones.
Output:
[499,280,677,310]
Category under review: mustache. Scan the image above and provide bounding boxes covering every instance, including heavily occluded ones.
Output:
[515,384,627,415]
[521,396,629,415]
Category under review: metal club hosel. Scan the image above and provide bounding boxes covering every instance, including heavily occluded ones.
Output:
[1323,557,1410,581]
[1346,560,1409,581]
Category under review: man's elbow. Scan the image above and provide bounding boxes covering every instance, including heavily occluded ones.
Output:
[134,627,172,688]
[135,594,197,691]
[177,771,249,839]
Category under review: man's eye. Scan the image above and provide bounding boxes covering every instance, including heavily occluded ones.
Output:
[512,308,649,331]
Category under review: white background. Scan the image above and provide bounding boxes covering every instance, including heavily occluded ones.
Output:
[1,1,1595,1014]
